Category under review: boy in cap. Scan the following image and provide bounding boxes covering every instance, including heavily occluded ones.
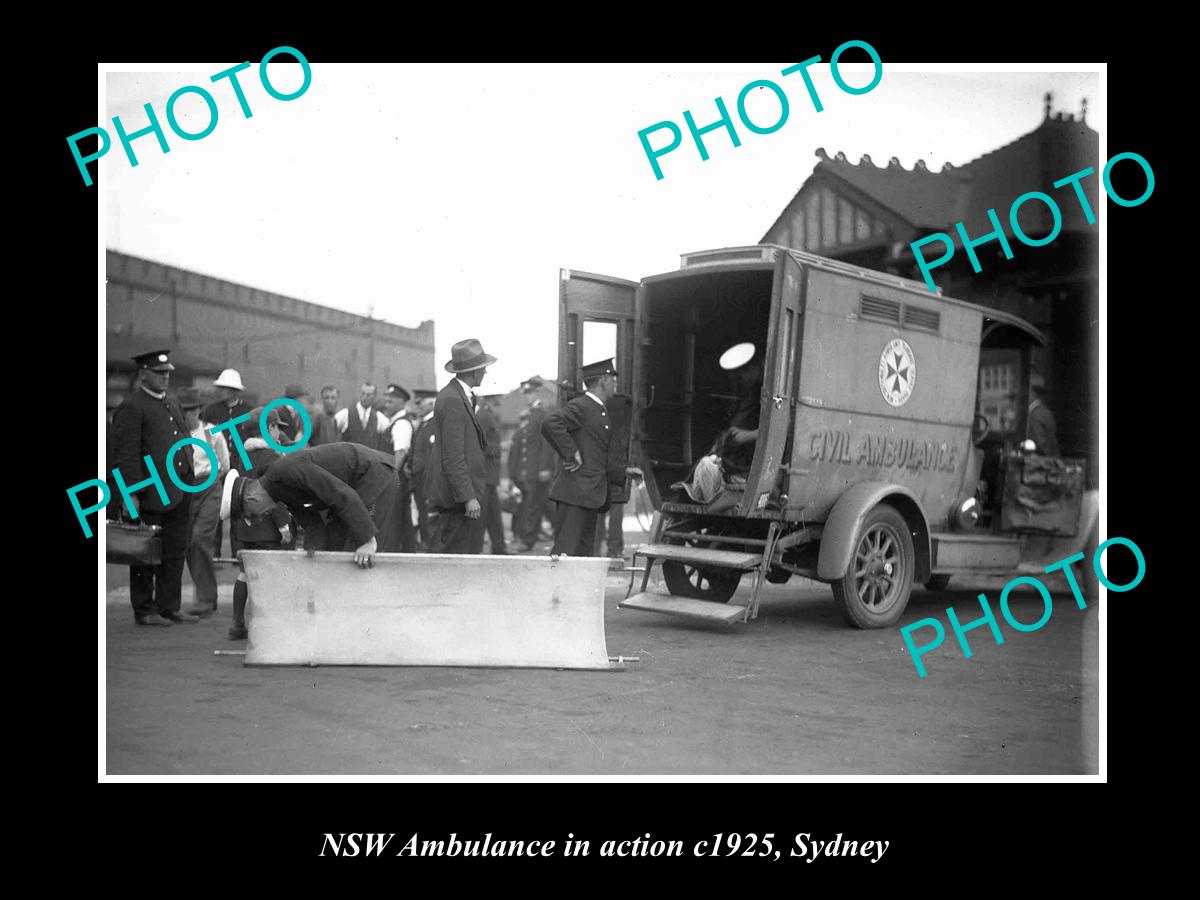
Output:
[541,358,642,556]
[219,469,294,640]
[382,383,416,551]
[407,392,438,548]
[110,349,198,625]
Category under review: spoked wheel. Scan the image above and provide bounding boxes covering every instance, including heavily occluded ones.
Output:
[660,523,742,603]
[832,504,914,628]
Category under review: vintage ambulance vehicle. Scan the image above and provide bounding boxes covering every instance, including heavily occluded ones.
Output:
[558,245,1099,629]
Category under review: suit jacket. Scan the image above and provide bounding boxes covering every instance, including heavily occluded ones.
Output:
[542,393,622,510]
[1027,401,1060,457]
[425,380,488,509]
[476,402,502,486]
[259,442,397,547]
[111,388,194,513]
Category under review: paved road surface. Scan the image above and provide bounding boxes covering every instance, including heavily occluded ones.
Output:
[104,551,1098,775]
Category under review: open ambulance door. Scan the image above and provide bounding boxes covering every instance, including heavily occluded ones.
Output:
[558,269,639,504]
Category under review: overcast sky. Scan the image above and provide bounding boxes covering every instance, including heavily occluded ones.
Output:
[102,63,1102,394]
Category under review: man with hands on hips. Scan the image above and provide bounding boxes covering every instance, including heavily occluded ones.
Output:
[541,358,643,557]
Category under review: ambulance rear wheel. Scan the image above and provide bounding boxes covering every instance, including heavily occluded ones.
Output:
[833,504,914,629]
[662,561,741,604]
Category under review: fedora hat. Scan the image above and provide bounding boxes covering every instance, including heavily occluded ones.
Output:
[444,338,497,374]
[177,387,203,409]
[213,369,246,391]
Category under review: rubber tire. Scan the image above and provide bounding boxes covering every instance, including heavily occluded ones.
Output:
[662,560,741,604]
[832,504,915,629]
[925,574,952,592]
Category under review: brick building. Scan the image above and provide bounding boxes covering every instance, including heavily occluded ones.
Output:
[105,250,436,413]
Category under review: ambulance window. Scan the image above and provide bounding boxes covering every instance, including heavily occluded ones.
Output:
[581,320,618,381]
[779,308,795,396]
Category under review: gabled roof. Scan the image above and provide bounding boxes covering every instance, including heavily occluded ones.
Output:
[811,151,971,230]
[762,104,1100,241]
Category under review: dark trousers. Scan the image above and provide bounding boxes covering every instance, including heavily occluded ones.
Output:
[551,502,599,557]
[431,506,485,554]
[185,478,221,606]
[129,498,192,617]
[482,483,506,553]
[412,479,431,549]
[391,474,417,552]
[519,480,552,544]
[593,502,625,558]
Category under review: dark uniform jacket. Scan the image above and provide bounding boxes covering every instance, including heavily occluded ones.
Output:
[409,413,436,481]
[203,398,254,471]
[507,423,528,484]
[425,380,487,509]
[111,388,194,513]
[258,443,397,547]
[542,393,622,510]
[476,402,503,487]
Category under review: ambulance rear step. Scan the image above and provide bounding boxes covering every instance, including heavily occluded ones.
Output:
[619,591,748,625]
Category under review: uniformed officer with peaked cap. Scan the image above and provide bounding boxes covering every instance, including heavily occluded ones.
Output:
[110,349,198,626]
[541,358,641,556]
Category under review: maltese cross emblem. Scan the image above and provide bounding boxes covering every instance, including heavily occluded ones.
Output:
[878,338,916,407]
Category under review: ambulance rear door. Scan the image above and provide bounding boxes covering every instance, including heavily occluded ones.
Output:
[558,268,639,503]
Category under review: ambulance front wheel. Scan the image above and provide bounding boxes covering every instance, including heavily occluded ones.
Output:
[662,561,741,604]
[832,504,915,629]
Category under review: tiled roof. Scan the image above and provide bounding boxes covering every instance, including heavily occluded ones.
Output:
[766,110,1100,240]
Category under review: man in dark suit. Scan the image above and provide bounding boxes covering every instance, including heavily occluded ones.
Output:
[244,442,400,566]
[541,358,642,557]
[425,338,496,554]
[476,397,507,554]
[110,349,199,626]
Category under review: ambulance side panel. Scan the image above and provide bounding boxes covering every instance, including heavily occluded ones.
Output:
[787,264,981,526]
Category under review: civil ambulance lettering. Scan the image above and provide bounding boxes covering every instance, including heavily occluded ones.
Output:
[809,428,958,474]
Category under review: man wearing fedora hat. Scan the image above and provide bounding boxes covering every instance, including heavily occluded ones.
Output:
[111,349,198,626]
[178,388,230,617]
[425,338,496,554]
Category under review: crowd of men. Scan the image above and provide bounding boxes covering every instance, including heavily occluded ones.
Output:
[108,339,640,639]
